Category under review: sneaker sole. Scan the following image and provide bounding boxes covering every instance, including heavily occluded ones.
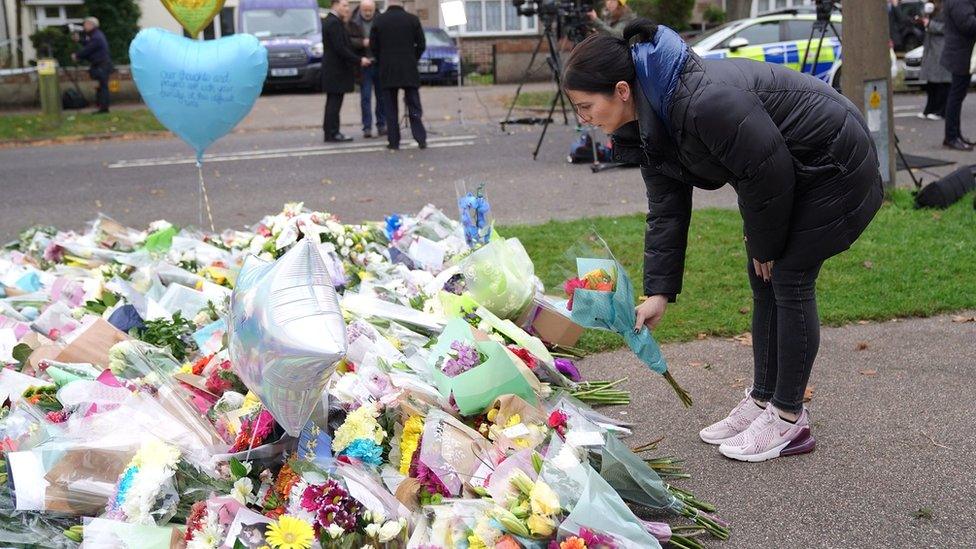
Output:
[719,428,816,463]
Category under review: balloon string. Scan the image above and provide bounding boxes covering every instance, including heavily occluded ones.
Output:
[197,162,216,233]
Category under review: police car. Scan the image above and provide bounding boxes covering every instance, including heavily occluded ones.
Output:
[689,8,897,91]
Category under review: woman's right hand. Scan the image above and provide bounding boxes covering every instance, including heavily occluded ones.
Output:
[634,294,668,333]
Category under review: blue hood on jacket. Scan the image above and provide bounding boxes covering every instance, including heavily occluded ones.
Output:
[631,25,689,133]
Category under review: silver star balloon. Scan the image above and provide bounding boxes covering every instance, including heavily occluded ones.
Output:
[228,238,346,436]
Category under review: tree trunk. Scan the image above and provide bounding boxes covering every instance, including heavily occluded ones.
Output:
[725,0,753,21]
[14,0,22,67]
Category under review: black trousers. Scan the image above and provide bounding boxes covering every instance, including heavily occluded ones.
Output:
[944,72,971,141]
[923,82,950,117]
[747,258,824,414]
[383,87,426,147]
[324,92,344,138]
[90,63,111,111]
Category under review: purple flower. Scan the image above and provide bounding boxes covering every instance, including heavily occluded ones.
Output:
[440,341,482,377]
[555,358,582,382]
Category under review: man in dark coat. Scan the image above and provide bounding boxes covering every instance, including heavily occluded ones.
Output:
[349,0,385,138]
[72,17,113,113]
[322,0,371,142]
[940,0,976,150]
[369,0,427,150]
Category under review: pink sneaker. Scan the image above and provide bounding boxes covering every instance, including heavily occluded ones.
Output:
[718,406,816,462]
[698,390,766,445]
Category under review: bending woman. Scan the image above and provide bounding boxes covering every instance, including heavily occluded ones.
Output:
[563,19,883,463]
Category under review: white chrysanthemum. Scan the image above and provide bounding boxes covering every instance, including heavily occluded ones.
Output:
[326,523,345,540]
[378,520,403,542]
[231,477,254,505]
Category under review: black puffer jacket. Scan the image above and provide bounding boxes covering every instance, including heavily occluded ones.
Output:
[612,26,884,300]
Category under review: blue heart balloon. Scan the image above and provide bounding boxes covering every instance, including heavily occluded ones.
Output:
[130,28,268,162]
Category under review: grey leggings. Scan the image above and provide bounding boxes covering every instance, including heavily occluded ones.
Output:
[747,258,823,414]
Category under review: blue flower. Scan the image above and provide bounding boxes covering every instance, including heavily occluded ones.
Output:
[338,438,384,467]
[385,214,403,240]
[114,465,139,508]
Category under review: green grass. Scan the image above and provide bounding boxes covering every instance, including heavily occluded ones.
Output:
[0,109,166,142]
[509,90,558,108]
[500,190,976,353]
[465,73,495,86]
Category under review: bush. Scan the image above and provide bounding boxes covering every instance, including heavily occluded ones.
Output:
[624,0,696,31]
[84,0,141,64]
[703,5,726,24]
[29,27,75,66]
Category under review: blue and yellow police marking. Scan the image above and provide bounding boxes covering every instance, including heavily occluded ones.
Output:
[701,38,841,83]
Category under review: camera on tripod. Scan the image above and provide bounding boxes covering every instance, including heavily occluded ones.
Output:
[512,0,595,42]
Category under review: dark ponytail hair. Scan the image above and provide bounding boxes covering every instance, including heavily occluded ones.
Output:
[562,18,659,94]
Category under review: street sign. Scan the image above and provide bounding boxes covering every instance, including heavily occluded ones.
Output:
[37,59,57,76]
[864,79,890,185]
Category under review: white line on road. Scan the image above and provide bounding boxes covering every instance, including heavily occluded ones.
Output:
[108,135,478,169]
[893,105,921,112]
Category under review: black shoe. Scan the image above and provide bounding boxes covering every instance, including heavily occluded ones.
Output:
[363,130,373,139]
[377,127,387,136]
[417,141,427,150]
[386,143,399,150]
[943,138,973,151]
[324,133,353,143]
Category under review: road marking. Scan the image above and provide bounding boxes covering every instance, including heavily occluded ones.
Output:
[893,105,921,112]
[108,135,478,169]
[894,112,927,118]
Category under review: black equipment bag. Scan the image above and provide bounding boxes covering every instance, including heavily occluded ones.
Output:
[915,165,976,209]
[61,64,90,110]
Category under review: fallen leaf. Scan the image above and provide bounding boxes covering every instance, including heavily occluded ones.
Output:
[689,361,704,368]
[931,212,942,220]
[356,197,374,203]
[731,377,747,389]
[856,341,870,351]
[862,261,874,269]
[696,333,707,340]
[860,369,878,376]
[951,315,976,323]
[738,307,750,314]
[732,332,753,347]
[803,386,815,403]
[857,320,870,325]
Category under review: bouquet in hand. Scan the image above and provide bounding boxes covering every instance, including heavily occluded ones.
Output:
[562,232,691,407]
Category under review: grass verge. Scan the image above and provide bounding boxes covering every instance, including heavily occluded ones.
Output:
[0,109,165,142]
[500,190,976,353]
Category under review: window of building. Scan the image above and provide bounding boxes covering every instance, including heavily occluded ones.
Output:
[459,0,536,35]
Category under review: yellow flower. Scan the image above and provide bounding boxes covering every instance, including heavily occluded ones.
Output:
[529,481,561,517]
[398,415,424,475]
[486,408,499,422]
[332,403,386,453]
[468,533,488,549]
[505,414,522,428]
[526,513,556,537]
[179,364,193,375]
[265,515,315,549]
[241,392,262,413]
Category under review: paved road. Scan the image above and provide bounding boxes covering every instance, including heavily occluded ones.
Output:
[591,312,976,548]
[0,85,973,242]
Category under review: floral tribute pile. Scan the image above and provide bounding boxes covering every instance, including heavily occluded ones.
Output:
[0,203,728,548]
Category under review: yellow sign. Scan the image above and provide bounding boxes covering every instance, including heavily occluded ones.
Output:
[37,58,57,76]
[869,89,881,110]
[109,79,121,93]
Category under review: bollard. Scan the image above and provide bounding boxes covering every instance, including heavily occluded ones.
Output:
[37,58,62,119]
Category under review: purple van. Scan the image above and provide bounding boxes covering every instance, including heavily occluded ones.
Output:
[238,0,324,90]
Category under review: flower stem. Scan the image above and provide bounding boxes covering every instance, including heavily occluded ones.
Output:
[663,371,693,407]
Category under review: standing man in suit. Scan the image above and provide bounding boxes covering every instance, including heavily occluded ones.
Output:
[370,0,428,150]
[940,0,976,150]
[322,0,371,142]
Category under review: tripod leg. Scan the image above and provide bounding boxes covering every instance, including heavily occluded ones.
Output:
[533,86,563,160]
[893,134,922,189]
[800,22,817,75]
[502,32,547,131]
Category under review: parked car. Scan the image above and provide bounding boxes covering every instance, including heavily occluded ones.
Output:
[690,7,898,92]
[238,0,324,91]
[903,44,976,86]
[419,27,461,85]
